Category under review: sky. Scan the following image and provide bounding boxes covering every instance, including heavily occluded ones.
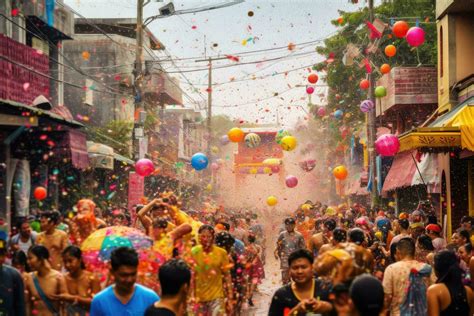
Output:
[64,0,369,128]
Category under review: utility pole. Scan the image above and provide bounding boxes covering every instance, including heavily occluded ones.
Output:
[133,0,145,160]
[367,0,377,208]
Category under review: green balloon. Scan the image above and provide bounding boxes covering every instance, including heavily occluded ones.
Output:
[375,86,387,98]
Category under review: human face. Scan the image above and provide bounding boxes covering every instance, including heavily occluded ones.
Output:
[289,257,313,284]
[451,233,460,246]
[40,216,53,232]
[458,246,471,264]
[62,254,81,274]
[462,222,472,231]
[27,252,42,271]
[286,223,295,233]
[199,229,214,249]
[20,223,31,237]
[151,206,165,219]
[78,203,91,215]
[112,214,126,226]
[112,265,137,293]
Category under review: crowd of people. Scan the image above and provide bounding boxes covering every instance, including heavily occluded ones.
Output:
[2,196,474,315]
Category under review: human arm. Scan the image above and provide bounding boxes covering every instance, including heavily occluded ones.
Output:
[427,285,441,316]
[275,233,283,259]
[169,223,192,241]
[137,199,158,232]
[382,265,393,313]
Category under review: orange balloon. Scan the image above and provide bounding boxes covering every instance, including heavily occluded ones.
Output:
[384,45,396,57]
[359,79,370,90]
[308,73,318,84]
[227,127,244,142]
[392,21,409,38]
[34,186,47,200]
[333,165,348,180]
[380,64,391,74]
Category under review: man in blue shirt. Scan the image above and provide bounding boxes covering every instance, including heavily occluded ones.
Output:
[0,238,26,316]
[90,247,159,316]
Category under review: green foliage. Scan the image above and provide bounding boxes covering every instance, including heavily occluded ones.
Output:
[88,120,133,158]
[313,0,437,150]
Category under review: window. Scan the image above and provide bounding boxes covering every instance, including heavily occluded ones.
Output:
[440,26,443,77]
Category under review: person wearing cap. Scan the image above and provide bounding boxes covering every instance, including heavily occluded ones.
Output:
[0,238,26,316]
[426,223,447,252]
[275,217,306,284]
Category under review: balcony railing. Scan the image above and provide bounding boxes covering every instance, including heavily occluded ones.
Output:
[0,34,50,105]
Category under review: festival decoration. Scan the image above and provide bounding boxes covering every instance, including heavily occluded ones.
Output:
[135,158,154,177]
[392,21,409,38]
[308,73,319,84]
[333,165,348,180]
[317,107,326,117]
[266,196,278,206]
[301,204,312,212]
[227,127,244,142]
[263,158,281,166]
[280,135,297,151]
[374,86,387,98]
[360,100,374,113]
[191,153,209,171]
[299,159,316,172]
[384,45,396,57]
[275,130,291,144]
[306,86,315,94]
[406,26,425,47]
[375,134,400,156]
[244,133,261,148]
[34,186,47,200]
[380,64,391,74]
[334,110,343,119]
[220,135,230,145]
[359,79,370,90]
[285,175,298,188]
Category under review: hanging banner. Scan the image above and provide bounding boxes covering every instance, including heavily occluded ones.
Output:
[127,172,144,217]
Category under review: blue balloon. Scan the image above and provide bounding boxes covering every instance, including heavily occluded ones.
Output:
[334,109,343,119]
[191,153,209,171]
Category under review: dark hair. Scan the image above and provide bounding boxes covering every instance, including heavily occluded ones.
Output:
[399,218,410,230]
[324,219,337,231]
[396,237,416,257]
[159,259,191,296]
[247,234,256,243]
[284,217,295,225]
[333,228,347,243]
[349,228,365,245]
[459,230,471,244]
[28,245,50,260]
[40,211,60,224]
[350,274,384,316]
[12,250,30,272]
[153,218,168,229]
[110,247,138,270]
[434,250,466,308]
[417,234,435,251]
[460,243,473,254]
[217,222,230,231]
[288,249,314,266]
[62,245,86,269]
[461,216,474,225]
[215,232,235,249]
[16,221,30,230]
[198,224,215,235]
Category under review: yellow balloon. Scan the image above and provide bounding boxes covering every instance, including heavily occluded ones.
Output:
[263,167,271,174]
[301,204,312,212]
[249,168,258,174]
[267,196,278,206]
[263,158,281,166]
[211,146,219,154]
[280,135,297,151]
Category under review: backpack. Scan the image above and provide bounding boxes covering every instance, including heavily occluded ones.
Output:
[400,264,432,316]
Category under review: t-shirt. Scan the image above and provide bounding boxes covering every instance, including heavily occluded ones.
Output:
[268,278,331,316]
[432,237,447,252]
[144,305,175,316]
[190,245,230,302]
[0,265,26,316]
[90,284,159,316]
[382,260,433,316]
[277,231,306,268]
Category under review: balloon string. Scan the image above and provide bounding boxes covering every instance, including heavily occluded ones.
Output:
[416,48,422,66]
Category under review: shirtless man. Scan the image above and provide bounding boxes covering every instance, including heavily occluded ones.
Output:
[319,227,347,255]
[308,218,336,257]
[36,211,69,271]
[25,245,68,316]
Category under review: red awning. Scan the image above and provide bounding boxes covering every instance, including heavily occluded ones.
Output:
[382,151,417,193]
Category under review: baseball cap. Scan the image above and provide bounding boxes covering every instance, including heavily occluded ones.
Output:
[426,223,441,233]
[350,274,384,316]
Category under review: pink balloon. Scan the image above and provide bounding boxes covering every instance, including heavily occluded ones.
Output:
[375,134,400,156]
[317,107,326,117]
[135,158,154,176]
[406,27,425,47]
[306,86,314,94]
[285,175,298,188]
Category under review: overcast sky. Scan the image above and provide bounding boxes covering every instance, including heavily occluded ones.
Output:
[64,0,368,128]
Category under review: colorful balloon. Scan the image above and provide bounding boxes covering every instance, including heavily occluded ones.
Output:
[384,45,396,57]
[280,135,297,151]
[308,73,318,84]
[392,21,409,38]
[275,130,291,144]
[380,64,391,74]
[191,153,209,171]
[34,186,47,200]
[317,107,326,117]
[333,165,348,180]
[360,99,374,113]
[285,175,298,188]
[135,159,154,177]
[375,134,400,156]
[359,79,370,90]
[220,135,230,145]
[267,196,278,206]
[244,133,261,148]
[375,86,387,98]
[306,86,315,94]
[334,110,343,119]
[406,26,425,47]
[227,127,244,142]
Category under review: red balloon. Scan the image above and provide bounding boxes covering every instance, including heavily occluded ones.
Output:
[392,21,409,38]
[359,79,370,90]
[308,73,318,84]
[34,187,47,200]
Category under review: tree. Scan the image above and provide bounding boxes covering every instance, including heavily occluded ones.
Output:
[88,120,134,158]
